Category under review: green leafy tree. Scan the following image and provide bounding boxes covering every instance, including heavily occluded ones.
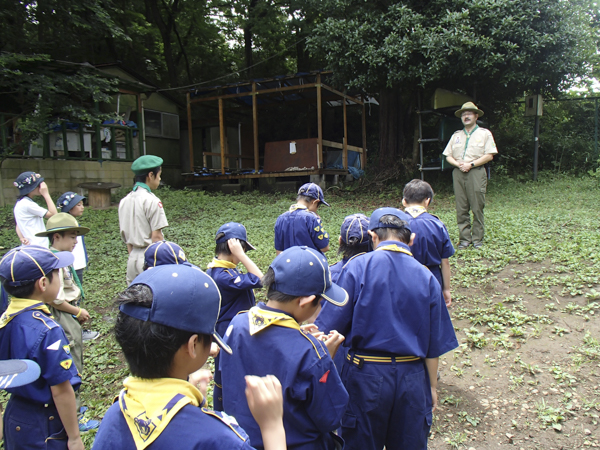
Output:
[307,0,598,167]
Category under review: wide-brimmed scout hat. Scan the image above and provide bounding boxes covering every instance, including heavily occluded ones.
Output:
[35,213,90,237]
[0,246,74,286]
[270,246,348,306]
[455,102,484,118]
[131,155,163,175]
[57,192,86,213]
[120,264,232,354]
[215,222,256,251]
[13,172,44,196]
[144,240,191,268]
[0,359,41,389]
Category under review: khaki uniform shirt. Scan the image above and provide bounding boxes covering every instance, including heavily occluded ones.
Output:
[442,126,498,163]
[118,188,168,248]
[53,264,80,306]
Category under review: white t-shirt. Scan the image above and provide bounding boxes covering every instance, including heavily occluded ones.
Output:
[14,197,48,248]
[72,235,87,270]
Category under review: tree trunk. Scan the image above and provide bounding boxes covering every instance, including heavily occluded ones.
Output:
[378,87,403,167]
[244,0,259,74]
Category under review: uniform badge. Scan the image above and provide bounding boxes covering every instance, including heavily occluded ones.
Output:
[60,359,73,370]
[234,276,241,284]
[455,136,461,144]
[319,370,330,383]
[324,233,329,238]
[314,226,320,231]
[318,234,323,240]
[158,202,163,208]
[178,250,186,261]
[47,340,61,351]
[63,345,71,355]
[134,412,157,442]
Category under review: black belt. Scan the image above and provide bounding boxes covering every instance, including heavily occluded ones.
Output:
[346,351,420,368]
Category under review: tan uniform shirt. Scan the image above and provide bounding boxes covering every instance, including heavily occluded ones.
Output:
[443,126,498,163]
[52,264,80,306]
[118,188,168,248]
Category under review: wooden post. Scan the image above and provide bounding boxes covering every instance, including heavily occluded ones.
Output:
[316,74,323,169]
[361,97,367,169]
[187,92,194,171]
[252,82,259,172]
[342,97,348,170]
[62,122,69,159]
[79,126,85,159]
[137,94,144,158]
[219,98,226,174]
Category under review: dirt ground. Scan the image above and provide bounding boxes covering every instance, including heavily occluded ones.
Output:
[429,260,600,449]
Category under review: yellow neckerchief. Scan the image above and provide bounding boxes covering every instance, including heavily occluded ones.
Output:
[288,203,308,212]
[0,298,51,329]
[248,305,300,335]
[206,258,237,270]
[405,205,427,218]
[376,243,413,257]
[118,377,203,450]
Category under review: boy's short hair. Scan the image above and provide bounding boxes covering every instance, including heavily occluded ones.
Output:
[114,284,211,378]
[116,265,231,377]
[134,166,161,184]
[0,246,73,294]
[372,215,411,243]
[403,179,434,204]
[264,246,348,306]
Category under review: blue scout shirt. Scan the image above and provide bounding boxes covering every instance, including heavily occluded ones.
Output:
[221,303,349,450]
[405,207,455,287]
[93,380,255,450]
[274,204,329,253]
[315,241,458,358]
[329,253,367,284]
[206,264,262,336]
[0,299,80,403]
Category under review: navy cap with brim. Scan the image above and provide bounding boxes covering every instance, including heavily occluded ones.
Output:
[0,359,41,389]
[369,207,412,232]
[14,172,44,197]
[119,265,232,354]
[0,246,74,287]
[215,223,256,251]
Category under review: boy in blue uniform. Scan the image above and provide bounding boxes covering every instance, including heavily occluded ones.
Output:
[0,246,83,450]
[329,213,369,283]
[206,222,263,411]
[403,179,455,306]
[221,246,349,450]
[92,265,286,450]
[274,183,330,255]
[315,208,459,450]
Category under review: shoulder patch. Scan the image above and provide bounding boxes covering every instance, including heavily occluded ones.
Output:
[202,410,248,442]
[46,340,61,351]
[158,201,163,208]
[63,345,71,355]
[60,359,73,370]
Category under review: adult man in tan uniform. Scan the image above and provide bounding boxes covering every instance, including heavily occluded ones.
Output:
[443,102,498,249]
[118,155,168,284]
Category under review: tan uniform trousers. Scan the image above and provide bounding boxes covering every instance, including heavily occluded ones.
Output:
[50,307,83,410]
[452,166,487,245]
[126,246,146,285]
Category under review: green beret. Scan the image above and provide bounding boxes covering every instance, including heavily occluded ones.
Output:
[131,155,164,175]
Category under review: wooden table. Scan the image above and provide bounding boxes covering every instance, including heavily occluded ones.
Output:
[77,182,121,209]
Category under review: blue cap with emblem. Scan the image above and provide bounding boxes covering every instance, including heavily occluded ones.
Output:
[368,207,412,233]
[120,264,232,354]
[340,213,369,244]
[270,246,348,306]
[0,246,74,287]
[215,222,256,251]
[298,183,330,207]
[56,191,86,213]
[0,359,41,390]
[144,241,191,268]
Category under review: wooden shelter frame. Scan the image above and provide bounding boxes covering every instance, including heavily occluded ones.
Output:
[185,72,367,178]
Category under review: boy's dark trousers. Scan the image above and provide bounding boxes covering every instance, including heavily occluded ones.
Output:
[340,354,432,450]
[4,395,68,450]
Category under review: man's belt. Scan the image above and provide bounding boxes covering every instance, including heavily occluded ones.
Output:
[346,351,420,368]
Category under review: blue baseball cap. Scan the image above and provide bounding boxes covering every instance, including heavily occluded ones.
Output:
[57,192,86,213]
[0,246,74,287]
[298,183,330,207]
[0,360,41,390]
[270,246,348,306]
[216,222,256,251]
[120,265,232,354]
[368,207,412,233]
[14,172,44,196]
[341,214,369,244]
[144,241,191,268]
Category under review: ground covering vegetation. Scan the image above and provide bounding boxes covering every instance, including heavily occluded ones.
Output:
[1,171,599,448]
